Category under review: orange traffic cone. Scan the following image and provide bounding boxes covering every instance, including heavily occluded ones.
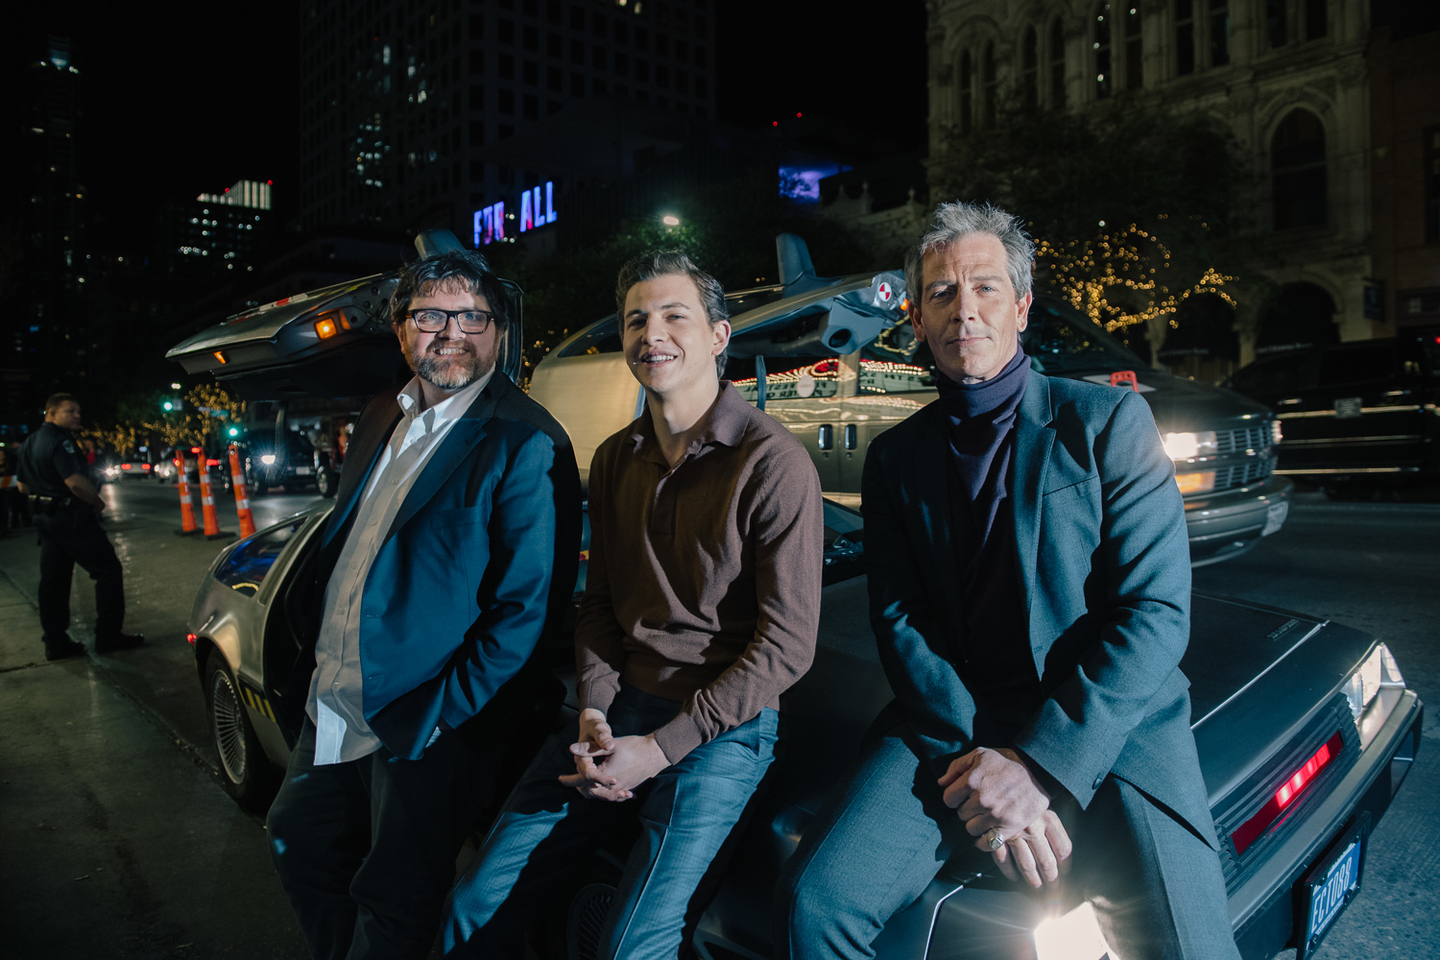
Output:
[176,457,199,535]
[196,455,230,541]
[228,444,257,538]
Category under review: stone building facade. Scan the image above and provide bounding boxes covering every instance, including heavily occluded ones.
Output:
[924,0,1436,368]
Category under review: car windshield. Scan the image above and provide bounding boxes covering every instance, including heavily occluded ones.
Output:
[1022,299,1147,375]
[213,516,309,596]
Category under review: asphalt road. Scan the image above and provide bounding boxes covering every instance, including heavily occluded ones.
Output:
[1,479,1436,958]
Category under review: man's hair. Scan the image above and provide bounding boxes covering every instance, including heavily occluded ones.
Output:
[390,249,509,331]
[44,393,77,415]
[614,251,730,378]
[904,201,1035,304]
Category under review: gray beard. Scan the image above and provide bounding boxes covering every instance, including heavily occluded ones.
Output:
[413,353,481,390]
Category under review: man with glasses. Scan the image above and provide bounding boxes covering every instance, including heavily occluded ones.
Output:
[266,249,580,960]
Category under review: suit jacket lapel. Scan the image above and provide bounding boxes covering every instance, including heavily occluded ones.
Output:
[1013,370,1054,659]
[911,403,967,636]
[383,375,503,538]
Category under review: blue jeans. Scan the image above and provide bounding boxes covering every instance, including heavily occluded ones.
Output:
[444,684,779,960]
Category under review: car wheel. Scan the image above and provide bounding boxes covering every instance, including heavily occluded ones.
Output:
[316,467,338,499]
[206,654,275,811]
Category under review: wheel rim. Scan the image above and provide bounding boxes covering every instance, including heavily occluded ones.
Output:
[567,883,614,960]
[210,668,248,785]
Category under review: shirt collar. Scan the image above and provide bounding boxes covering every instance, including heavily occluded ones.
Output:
[395,367,494,426]
[627,381,748,459]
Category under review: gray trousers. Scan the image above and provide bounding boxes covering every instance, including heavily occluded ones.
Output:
[776,719,1241,960]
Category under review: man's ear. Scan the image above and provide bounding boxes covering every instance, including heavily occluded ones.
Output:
[711,318,732,355]
[1015,292,1033,333]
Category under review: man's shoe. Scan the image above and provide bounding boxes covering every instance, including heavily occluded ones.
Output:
[44,637,87,661]
[95,633,145,654]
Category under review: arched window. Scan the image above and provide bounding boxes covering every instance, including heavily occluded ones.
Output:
[1023,26,1039,108]
[981,42,998,127]
[1176,0,1196,75]
[1049,18,1067,106]
[959,49,974,134]
[1124,4,1143,89]
[1272,110,1327,229]
[1093,3,1112,99]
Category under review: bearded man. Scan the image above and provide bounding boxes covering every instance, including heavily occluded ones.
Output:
[266,249,580,960]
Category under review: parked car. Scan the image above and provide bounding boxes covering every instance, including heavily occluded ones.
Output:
[242,430,321,495]
[530,235,1293,566]
[187,498,1420,960]
[1226,336,1440,495]
[101,457,153,481]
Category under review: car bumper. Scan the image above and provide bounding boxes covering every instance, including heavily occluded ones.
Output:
[1230,689,1422,959]
[1184,475,1294,567]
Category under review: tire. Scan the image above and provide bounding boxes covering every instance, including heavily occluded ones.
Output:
[316,466,338,499]
[206,654,276,811]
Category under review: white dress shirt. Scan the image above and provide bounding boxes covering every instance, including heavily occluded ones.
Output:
[307,370,492,764]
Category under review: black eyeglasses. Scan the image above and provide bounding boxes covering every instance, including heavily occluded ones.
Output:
[404,308,496,334]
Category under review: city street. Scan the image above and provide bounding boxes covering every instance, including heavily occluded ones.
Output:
[1,479,1436,959]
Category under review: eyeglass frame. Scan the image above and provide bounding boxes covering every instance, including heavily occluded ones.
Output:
[401,307,497,334]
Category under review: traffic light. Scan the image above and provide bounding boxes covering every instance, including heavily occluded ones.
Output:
[227,425,241,438]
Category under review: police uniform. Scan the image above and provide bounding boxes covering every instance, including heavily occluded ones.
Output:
[16,421,132,658]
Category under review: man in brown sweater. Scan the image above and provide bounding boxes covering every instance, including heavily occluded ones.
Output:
[443,251,823,960]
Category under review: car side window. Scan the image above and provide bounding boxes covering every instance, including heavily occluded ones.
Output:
[1317,344,1395,387]
[859,325,936,395]
[214,518,309,596]
[730,355,842,402]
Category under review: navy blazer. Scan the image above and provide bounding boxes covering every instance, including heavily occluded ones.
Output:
[296,372,581,761]
[863,370,1215,844]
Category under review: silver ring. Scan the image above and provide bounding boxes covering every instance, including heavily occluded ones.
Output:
[985,828,1005,851]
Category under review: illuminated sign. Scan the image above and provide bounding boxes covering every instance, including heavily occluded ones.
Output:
[474,181,557,246]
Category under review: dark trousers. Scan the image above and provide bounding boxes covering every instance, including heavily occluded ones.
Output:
[33,508,124,642]
[266,718,485,960]
[776,719,1240,960]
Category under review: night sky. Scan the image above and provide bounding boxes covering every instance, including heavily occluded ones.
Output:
[10,2,927,246]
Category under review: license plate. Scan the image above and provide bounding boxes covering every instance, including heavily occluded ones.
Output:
[294,466,313,475]
[1262,501,1289,536]
[1297,816,1368,959]
[1334,397,1362,419]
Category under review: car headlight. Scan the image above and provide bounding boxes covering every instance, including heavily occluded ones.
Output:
[1161,430,1217,461]
[1034,902,1111,960]
[1271,419,1283,445]
[1341,642,1404,725]
[260,454,277,465]
[104,466,120,477]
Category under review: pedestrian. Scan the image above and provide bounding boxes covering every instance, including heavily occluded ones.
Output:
[777,201,1241,959]
[264,248,581,960]
[444,251,824,959]
[14,394,143,660]
[0,446,21,536]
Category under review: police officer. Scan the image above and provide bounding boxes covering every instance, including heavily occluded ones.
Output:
[16,393,143,661]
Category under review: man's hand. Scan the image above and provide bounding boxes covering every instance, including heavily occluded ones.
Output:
[990,809,1073,888]
[938,746,1052,845]
[556,710,668,802]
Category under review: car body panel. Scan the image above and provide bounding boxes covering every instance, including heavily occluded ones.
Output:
[1227,337,1440,481]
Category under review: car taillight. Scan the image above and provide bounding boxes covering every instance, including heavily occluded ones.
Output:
[1231,730,1344,855]
[186,633,197,645]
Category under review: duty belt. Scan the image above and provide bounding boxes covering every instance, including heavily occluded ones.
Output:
[29,494,83,512]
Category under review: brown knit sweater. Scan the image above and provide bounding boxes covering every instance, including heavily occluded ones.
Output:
[576,383,823,762]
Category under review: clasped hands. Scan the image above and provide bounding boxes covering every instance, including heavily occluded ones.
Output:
[939,746,1074,889]
[557,708,669,802]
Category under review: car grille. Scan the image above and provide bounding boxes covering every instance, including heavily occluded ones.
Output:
[1211,694,1359,892]
[1209,425,1276,494]
[1212,456,1276,492]
[1216,424,1271,455]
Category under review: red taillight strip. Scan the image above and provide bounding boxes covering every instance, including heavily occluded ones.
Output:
[1232,730,1344,855]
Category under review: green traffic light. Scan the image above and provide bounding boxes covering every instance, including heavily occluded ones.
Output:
[163,401,174,411]
[227,426,240,437]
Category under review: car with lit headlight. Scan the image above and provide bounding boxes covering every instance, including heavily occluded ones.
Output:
[186,495,1418,960]
[173,229,1410,960]
[530,236,1293,566]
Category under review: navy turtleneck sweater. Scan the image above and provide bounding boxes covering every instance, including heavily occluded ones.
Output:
[933,346,1039,740]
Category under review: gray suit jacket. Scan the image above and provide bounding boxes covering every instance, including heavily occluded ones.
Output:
[862,370,1215,844]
